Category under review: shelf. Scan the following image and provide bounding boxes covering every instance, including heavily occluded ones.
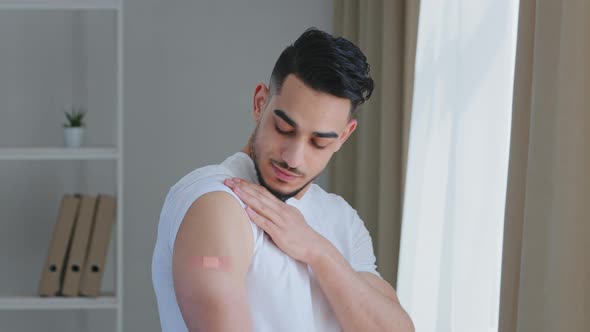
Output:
[0,294,118,310]
[0,1,124,329]
[0,0,120,10]
[0,147,119,160]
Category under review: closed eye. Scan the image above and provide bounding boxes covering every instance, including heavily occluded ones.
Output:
[275,122,330,149]
[275,125,294,136]
[313,141,328,150]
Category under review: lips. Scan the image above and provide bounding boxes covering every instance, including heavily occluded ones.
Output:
[271,163,299,182]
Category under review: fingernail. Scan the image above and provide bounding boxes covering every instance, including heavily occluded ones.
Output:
[226,179,234,185]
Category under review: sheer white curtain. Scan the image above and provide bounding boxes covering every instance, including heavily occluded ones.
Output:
[396,1,519,331]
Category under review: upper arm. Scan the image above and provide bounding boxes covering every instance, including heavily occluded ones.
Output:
[172,191,253,332]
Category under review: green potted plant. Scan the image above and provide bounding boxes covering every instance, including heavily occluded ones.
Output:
[63,107,86,147]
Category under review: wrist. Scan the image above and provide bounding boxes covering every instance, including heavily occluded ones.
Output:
[306,236,331,268]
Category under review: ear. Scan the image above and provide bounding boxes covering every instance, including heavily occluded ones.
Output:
[253,83,270,123]
[335,119,357,152]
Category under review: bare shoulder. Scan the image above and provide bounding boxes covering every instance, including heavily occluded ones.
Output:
[173,191,254,282]
[172,191,255,330]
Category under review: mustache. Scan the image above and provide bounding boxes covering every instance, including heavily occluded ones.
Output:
[271,159,304,177]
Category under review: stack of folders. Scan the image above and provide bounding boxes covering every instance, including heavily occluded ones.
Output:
[38,194,117,297]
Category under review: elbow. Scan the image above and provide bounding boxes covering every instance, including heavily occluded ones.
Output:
[184,296,253,332]
[382,310,414,332]
[398,313,415,332]
[177,284,253,332]
[406,318,416,332]
[395,301,414,332]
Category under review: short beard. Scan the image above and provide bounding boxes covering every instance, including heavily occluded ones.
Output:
[249,126,314,202]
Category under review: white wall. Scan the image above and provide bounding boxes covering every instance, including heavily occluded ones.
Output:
[123,1,333,331]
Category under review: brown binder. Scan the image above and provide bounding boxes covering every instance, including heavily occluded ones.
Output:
[38,194,81,297]
[61,195,98,296]
[79,194,116,297]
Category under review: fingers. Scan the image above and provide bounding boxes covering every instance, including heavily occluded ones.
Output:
[225,178,283,222]
[227,178,281,205]
[245,206,280,237]
[238,186,282,221]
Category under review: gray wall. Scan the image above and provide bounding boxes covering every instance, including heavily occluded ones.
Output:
[0,1,332,331]
[123,0,333,331]
[0,10,117,332]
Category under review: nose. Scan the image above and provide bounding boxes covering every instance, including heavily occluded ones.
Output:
[281,140,305,170]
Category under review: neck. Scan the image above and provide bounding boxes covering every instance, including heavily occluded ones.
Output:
[241,143,251,158]
[240,143,311,200]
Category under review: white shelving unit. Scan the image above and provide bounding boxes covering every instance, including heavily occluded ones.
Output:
[0,1,124,331]
[0,0,120,9]
[0,294,117,310]
[0,148,119,160]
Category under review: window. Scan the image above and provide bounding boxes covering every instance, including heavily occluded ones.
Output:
[396,1,520,331]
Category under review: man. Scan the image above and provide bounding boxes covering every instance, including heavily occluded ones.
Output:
[152,28,414,332]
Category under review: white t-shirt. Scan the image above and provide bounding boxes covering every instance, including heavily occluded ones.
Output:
[151,152,380,332]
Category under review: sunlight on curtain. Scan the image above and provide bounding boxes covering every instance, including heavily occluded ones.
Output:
[396,1,520,331]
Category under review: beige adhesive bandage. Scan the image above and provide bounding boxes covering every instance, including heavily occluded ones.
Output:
[193,256,230,272]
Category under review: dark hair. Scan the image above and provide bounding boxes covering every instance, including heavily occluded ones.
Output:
[269,27,374,118]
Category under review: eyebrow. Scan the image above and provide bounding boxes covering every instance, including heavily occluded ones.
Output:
[273,109,339,139]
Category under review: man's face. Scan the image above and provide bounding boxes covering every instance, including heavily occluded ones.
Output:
[249,74,357,201]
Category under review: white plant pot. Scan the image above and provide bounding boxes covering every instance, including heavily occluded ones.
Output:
[63,127,85,148]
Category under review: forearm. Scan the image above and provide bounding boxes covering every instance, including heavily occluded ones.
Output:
[308,240,414,332]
